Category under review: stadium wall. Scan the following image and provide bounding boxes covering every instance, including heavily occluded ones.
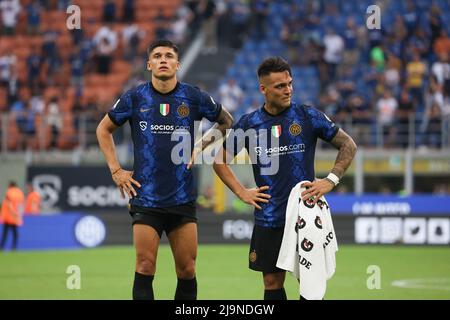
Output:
[7,210,449,251]
[0,156,27,197]
[2,163,448,251]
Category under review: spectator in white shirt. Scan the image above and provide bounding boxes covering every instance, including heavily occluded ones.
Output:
[46,96,63,148]
[93,24,118,74]
[0,0,21,36]
[122,23,145,62]
[218,78,243,114]
[376,90,398,147]
[431,52,449,88]
[323,28,344,84]
[0,49,17,86]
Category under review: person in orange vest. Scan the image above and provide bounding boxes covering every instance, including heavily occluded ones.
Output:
[0,181,25,251]
[24,184,41,215]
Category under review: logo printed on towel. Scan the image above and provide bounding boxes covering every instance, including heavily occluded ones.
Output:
[295,217,306,233]
[303,197,315,209]
[317,199,329,210]
[315,216,323,229]
[301,238,314,252]
[323,232,334,248]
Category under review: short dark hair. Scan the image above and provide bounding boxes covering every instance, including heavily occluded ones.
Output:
[257,57,291,78]
[147,39,179,57]
[9,181,16,187]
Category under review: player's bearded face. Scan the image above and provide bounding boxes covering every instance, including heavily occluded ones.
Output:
[147,47,180,80]
[260,71,293,109]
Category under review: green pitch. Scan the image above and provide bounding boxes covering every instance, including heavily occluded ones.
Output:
[0,245,449,300]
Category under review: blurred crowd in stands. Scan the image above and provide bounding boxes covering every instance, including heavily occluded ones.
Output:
[0,0,268,150]
[216,0,450,149]
[0,0,449,151]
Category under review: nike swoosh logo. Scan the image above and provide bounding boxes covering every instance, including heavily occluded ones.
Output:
[140,108,151,112]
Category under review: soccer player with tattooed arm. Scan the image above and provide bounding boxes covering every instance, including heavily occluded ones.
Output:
[213,57,357,300]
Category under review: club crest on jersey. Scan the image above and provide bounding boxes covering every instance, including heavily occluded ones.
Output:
[289,123,302,136]
[301,238,314,252]
[177,102,190,118]
[271,125,281,138]
[160,104,170,116]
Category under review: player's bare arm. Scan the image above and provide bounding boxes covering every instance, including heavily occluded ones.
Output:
[96,115,141,198]
[329,128,358,179]
[213,147,271,210]
[187,108,234,169]
[301,128,357,203]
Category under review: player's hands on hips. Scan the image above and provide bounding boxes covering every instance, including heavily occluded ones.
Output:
[300,179,334,205]
[238,186,271,210]
[112,169,141,198]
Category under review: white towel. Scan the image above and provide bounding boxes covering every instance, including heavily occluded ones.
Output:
[276,181,338,300]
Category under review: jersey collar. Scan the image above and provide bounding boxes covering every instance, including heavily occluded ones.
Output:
[149,81,180,96]
[261,103,293,117]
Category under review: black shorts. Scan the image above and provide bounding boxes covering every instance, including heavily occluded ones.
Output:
[129,202,197,238]
[249,224,285,273]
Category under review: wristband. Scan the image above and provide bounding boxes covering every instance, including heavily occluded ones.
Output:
[111,168,121,175]
[326,173,340,186]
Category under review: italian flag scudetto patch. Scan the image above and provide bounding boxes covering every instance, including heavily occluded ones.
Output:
[271,125,281,137]
[160,104,170,116]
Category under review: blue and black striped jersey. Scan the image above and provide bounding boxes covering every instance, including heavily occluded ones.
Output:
[108,81,222,208]
[225,103,338,227]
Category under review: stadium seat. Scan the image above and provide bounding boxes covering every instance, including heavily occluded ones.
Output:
[57,114,78,150]
[6,120,22,151]
[0,89,8,111]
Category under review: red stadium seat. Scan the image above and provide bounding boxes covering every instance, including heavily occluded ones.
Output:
[6,116,23,151]
[57,114,78,150]
[0,88,8,111]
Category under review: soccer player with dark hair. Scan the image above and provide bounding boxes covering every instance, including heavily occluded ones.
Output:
[96,39,233,300]
[213,57,357,300]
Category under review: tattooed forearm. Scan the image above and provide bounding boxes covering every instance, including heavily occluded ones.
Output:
[196,108,234,151]
[329,129,357,179]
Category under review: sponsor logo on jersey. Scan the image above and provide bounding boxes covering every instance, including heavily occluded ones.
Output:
[177,102,190,117]
[289,123,302,136]
[150,124,190,134]
[324,113,333,123]
[271,125,281,138]
[139,121,147,131]
[112,99,120,110]
[160,104,170,116]
[254,143,305,157]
